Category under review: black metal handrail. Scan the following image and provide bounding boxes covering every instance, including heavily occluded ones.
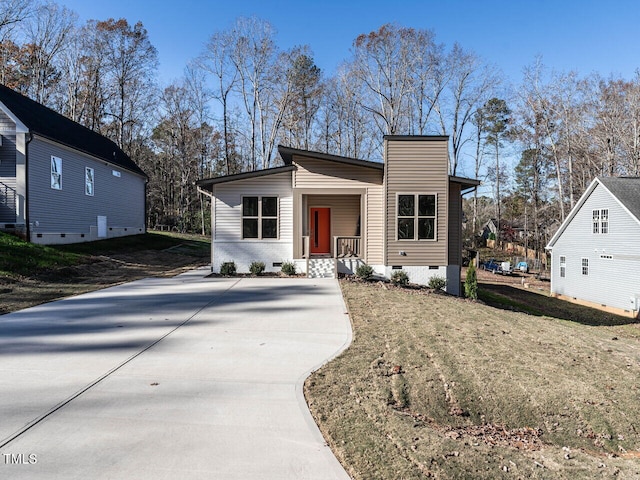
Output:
[0,181,16,208]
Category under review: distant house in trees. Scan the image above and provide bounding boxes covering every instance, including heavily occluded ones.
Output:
[0,84,147,244]
[546,176,640,318]
[197,136,479,295]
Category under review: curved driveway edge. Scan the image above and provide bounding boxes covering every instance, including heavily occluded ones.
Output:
[0,271,352,479]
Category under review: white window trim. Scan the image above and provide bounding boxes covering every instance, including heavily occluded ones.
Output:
[241,196,279,240]
[581,257,589,276]
[592,209,609,234]
[559,255,566,278]
[85,167,95,196]
[396,193,437,242]
[51,155,62,190]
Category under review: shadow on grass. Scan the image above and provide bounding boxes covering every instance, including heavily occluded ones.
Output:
[479,282,638,327]
[54,232,210,257]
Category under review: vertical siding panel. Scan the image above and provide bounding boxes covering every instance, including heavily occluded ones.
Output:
[448,182,462,265]
[385,137,449,266]
[366,186,384,264]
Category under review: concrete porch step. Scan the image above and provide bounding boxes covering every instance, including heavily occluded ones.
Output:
[307,258,335,279]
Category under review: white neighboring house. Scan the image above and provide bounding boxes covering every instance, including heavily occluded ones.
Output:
[546,176,640,318]
[197,136,479,295]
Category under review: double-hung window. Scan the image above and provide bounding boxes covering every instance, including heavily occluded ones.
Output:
[242,196,278,239]
[593,209,609,234]
[581,258,589,276]
[397,194,436,240]
[559,255,566,278]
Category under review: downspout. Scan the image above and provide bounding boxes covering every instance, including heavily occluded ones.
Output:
[25,132,33,242]
[197,185,214,272]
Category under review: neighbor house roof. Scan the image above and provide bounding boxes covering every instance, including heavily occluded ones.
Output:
[598,176,640,223]
[546,176,640,249]
[0,84,146,177]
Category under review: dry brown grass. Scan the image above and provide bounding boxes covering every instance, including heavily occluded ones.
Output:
[305,279,640,479]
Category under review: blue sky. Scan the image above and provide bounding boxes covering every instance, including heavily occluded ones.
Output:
[56,0,640,86]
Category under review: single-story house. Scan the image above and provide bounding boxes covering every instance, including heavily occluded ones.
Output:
[197,136,479,295]
[0,84,147,244]
[546,176,640,318]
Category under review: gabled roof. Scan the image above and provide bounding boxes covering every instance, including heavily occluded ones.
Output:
[0,84,145,177]
[196,165,296,188]
[599,176,640,222]
[546,176,640,249]
[278,145,384,170]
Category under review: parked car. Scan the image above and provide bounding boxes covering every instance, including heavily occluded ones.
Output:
[500,261,513,275]
[480,259,513,275]
[516,261,529,273]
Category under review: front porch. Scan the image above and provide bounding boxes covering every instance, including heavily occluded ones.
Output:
[294,191,367,279]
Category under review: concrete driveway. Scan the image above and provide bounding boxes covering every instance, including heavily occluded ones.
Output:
[0,269,352,479]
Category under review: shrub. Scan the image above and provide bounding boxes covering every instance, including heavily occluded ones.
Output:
[249,261,265,276]
[465,262,478,300]
[390,270,409,286]
[281,261,296,276]
[220,261,236,276]
[428,275,447,291]
[355,264,374,280]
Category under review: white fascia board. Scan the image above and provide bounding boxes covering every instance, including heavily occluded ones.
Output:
[0,100,29,133]
[545,177,600,249]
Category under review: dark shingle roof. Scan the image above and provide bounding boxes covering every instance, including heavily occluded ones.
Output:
[0,84,146,177]
[599,176,640,222]
[278,145,384,170]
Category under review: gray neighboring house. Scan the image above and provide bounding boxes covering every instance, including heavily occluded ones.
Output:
[546,176,640,318]
[0,84,147,244]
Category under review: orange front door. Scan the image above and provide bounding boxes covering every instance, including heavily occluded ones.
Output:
[309,208,331,254]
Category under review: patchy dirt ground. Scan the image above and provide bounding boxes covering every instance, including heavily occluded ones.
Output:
[0,249,209,315]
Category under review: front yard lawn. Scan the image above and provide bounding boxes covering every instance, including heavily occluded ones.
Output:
[305,280,640,479]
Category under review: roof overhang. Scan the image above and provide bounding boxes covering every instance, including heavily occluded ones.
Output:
[278,145,384,170]
[196,165,296,190]
[449,175,481,194]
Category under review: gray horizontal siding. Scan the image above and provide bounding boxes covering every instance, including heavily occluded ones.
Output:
[28,137,146,235]
[551,183,640,312]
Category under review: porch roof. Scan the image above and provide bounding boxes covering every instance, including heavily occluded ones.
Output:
[196,165,296,190]
[278,145,384,171]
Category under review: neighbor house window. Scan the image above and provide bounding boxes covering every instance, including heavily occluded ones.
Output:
[600,209,608,233]
[559,255,566,278]
[85,167,94,196]
[51,156,62,190]
[397,194,436,240]
[593,209,608,234]
[242,196,278,239]
[581,257,589,276]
